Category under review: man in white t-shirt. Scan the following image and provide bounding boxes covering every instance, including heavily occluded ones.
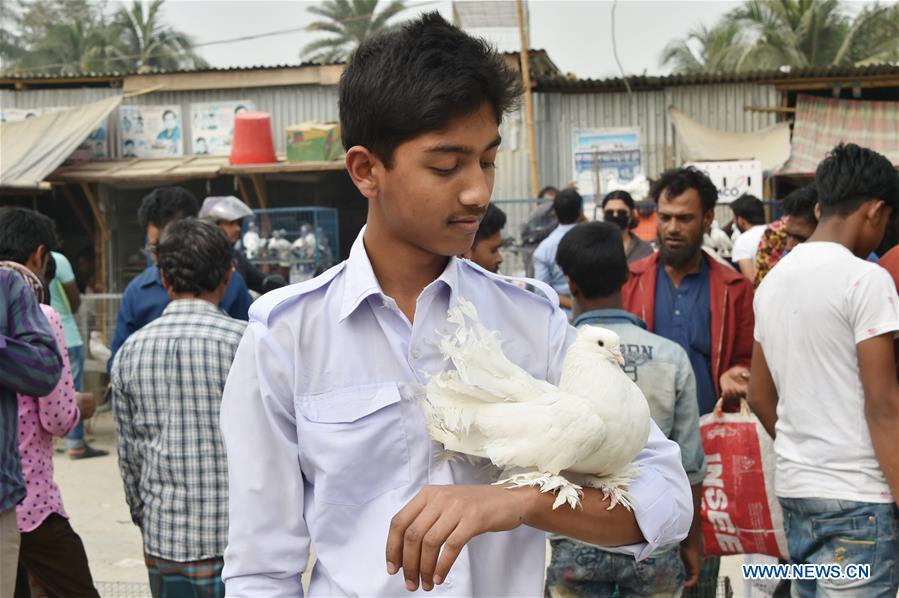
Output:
[749,143,899,597]
[730,194,767,280]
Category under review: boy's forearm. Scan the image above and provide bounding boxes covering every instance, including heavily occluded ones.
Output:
[523,487,644,547]
[865,401,899,506]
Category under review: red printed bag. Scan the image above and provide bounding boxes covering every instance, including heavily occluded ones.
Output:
[699,399,788,559]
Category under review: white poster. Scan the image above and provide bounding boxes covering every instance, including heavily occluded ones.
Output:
[120,104,184,158]
[686,160,763,204]
[190,100,254,156]
[573,128,642,198]
[1,106,108,159]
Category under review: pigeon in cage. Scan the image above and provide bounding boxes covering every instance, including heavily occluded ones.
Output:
[423,298,652,510]
[242,221,261,260]
[268,229,293,265]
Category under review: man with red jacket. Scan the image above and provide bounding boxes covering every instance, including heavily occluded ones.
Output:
[623,167,754,417]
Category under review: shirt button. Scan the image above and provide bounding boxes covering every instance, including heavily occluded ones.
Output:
[675,310,681,316]
[411,349,422,360]
[441,577,453,589]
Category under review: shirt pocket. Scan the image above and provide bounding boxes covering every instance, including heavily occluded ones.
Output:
[295,383,411,507]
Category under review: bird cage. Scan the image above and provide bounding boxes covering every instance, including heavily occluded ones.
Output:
[74,293,122,393]
[240,207,340,284]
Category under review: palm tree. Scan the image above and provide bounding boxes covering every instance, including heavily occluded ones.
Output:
[660,21,751,74]
[111,0,208,73]
[301,0,408,63]
[661,0,899,73]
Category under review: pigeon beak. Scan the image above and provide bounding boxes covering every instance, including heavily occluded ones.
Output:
[614,351,625,366]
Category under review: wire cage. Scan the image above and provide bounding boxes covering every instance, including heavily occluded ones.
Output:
[240,207,340,284]
[74,293,122,393]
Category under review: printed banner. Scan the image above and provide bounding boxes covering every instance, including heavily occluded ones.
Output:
[120,105,184,158]
[687,160,764,204]
[573,128,642,198]
[190,100,255,156]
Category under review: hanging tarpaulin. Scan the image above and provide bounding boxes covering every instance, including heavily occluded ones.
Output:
[0,95,122,189]
[780,95,899,174]
[670,107,791,172]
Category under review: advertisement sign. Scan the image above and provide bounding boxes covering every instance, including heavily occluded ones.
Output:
[190,100,254,156]
[687,160,763,204]
[120,105,184,158]
[573,128,642,198]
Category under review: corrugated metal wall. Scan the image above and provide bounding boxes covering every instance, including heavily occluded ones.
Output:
[534,83,781,193]
[2,81,780,200]
[1,85,340,157]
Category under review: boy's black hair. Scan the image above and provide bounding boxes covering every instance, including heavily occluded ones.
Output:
[602,190,635,210]
[162,109,176,121]
[730,194,766,225]
[0,207,59,264]
[553,189,583,224]
[815,143,899,218]
[538,186,559,199]
[781,185,818,223]
[137,186,200,231]
[157,218,233,295]
[474,203,506,245]
[651,166,718,213]
[339,12,521,167]
[556,221,628,300]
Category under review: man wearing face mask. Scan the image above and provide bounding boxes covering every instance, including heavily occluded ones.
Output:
[602,190,655,263]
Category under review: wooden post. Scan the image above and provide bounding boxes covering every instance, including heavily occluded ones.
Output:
[80,183,109,292]
[60,185,93,236]
[516,0,540,198]
[235,176,254,208]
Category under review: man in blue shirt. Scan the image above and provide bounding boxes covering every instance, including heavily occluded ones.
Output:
[109,187,252,369]
[548,221,707,595]
[532,188,584,314]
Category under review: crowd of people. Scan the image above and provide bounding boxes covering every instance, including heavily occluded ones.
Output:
[1,12,897,598]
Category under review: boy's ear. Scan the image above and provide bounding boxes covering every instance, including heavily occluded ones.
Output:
[566,276,580,298]
[345,146,380,202]
[867,199,889,225]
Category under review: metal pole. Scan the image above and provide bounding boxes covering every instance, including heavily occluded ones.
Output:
[516,0,540,198]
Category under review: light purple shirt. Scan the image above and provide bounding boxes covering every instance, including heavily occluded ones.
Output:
[17,306,79,532]
[220,229,693,597]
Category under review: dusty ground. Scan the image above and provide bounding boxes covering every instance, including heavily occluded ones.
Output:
[55,411,748,597]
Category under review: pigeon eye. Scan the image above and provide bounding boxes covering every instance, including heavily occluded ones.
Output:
[597,340,604,347]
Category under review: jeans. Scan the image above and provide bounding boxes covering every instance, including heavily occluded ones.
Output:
[64,345,85,449]
[779,497,899,597]
[545,538,685,597]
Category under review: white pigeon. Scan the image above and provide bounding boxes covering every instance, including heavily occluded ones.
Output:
[424,298,652,510]
[89,330,111,363]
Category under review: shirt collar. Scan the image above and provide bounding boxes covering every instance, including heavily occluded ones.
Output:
[573,308,648,329]
[161,298,224,317]
[337,227,461,322]
[140,265,164,289]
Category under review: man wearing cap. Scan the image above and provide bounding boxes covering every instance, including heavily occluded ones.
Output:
[199,196,270,295]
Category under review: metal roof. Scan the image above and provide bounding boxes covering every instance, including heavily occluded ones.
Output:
[0,61,338,81]
[535,64,899,92]
[1,50,560,85]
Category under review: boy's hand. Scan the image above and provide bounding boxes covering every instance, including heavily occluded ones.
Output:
[76,392,96,420]
[386,484,532,592]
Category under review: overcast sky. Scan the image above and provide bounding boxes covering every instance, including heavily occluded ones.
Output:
[145,0,879,80]
[150,0,739,79]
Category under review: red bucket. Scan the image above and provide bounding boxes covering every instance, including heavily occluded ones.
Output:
[229,111,277,164]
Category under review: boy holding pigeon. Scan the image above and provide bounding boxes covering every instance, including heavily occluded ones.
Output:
[219,14,691,596]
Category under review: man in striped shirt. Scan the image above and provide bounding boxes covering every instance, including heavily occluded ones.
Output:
[111,218,247,598]
[0,207,64,596]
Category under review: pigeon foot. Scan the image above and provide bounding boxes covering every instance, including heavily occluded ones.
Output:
[579,468,638,511]
[495,471,583,510]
